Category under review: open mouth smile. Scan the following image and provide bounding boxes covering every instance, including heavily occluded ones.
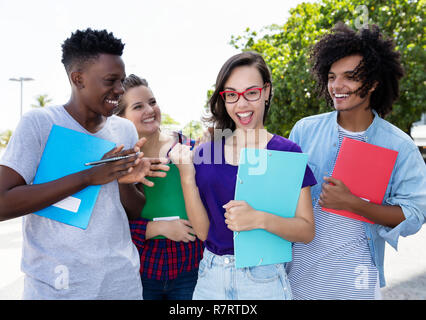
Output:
[236,111,254,125]
[334,93,350,98]
[105,98,119,106]
[332,92,352,102]
[142,116,156,123]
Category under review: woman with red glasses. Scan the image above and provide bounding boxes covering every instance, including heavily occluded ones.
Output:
[169,51,317,300]
[115,74,204,300]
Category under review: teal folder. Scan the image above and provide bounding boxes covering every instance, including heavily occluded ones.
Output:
[234,148,308,268]
[32,125,116,229]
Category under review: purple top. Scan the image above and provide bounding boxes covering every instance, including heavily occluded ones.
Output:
[194,134,317,256]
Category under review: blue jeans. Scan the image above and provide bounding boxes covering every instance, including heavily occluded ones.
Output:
[141,269,198,300]
[193,248,292,300]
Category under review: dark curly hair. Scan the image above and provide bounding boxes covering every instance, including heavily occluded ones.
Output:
[310,22,404,117]
[61,28,125,73]
[206,51,273,133]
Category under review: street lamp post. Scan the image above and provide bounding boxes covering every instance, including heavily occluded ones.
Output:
[9,77,34,118]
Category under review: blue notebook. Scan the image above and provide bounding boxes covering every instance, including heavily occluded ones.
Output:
[234,148,308,268]
[32,125,116,229]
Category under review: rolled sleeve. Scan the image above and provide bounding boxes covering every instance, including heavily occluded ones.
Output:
[129,217,149,247]
[376,211,424,250]
[377,145,426,249]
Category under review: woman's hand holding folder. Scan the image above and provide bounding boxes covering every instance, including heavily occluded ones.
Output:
[223,200,262,232]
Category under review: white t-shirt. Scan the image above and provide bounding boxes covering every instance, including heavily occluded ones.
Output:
[0,105,142,299]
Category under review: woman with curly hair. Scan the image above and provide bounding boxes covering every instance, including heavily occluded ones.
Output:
[286,22,426,299]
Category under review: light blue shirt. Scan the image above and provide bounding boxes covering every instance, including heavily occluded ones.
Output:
[289,110,426,287]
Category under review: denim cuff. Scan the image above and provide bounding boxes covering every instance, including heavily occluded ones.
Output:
[376,204,424,250]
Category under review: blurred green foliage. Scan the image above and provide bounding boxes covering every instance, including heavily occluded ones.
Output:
[0,129,12,149]
[183,120,204,140]
[161,113,180,126]
[31,94,52,108]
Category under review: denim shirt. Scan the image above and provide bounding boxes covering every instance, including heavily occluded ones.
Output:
[289,110,426,287]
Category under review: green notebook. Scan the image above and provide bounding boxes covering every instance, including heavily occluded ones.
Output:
[141,163,188,239]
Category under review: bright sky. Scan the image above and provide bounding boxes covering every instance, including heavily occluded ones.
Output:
[0,0,312,132]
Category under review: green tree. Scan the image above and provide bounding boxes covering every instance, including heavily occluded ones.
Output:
[161,113,180,126]
[31,94,52,108]
[0,129,12,149]
[160,113,180,131]
[183,120,204,140]
[230,0,425,137]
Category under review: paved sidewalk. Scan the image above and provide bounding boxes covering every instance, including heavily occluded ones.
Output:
[0,217,24,300]
[381,223,426,299]
[0,217,425,299]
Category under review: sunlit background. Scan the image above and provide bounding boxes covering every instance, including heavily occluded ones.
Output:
[0,0,310,134]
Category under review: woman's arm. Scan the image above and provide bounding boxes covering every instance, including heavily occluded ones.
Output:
[224,186,315,244]
[145,219,196,242]
[262,186,314,243]
[179,175,210,241]
[169,144,210,241]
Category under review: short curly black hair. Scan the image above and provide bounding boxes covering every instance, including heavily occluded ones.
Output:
[310,22,404,117]
[61,28,125,73]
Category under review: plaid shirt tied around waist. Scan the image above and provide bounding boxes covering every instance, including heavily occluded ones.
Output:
[130,216,203,281]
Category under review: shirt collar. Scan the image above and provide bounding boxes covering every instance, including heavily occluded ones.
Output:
[333,109,380,142]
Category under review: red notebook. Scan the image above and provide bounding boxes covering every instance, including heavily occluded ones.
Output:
[322,137,398,224]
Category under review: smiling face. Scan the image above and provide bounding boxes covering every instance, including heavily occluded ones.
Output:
[77,53,126,117]
[121,85,162,137]
[223,65,270,130]
[327,54,373,113]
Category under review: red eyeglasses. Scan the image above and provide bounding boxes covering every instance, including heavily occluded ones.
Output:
[220,86,266,103]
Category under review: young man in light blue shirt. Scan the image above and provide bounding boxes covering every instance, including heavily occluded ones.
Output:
[286,22,426,299]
